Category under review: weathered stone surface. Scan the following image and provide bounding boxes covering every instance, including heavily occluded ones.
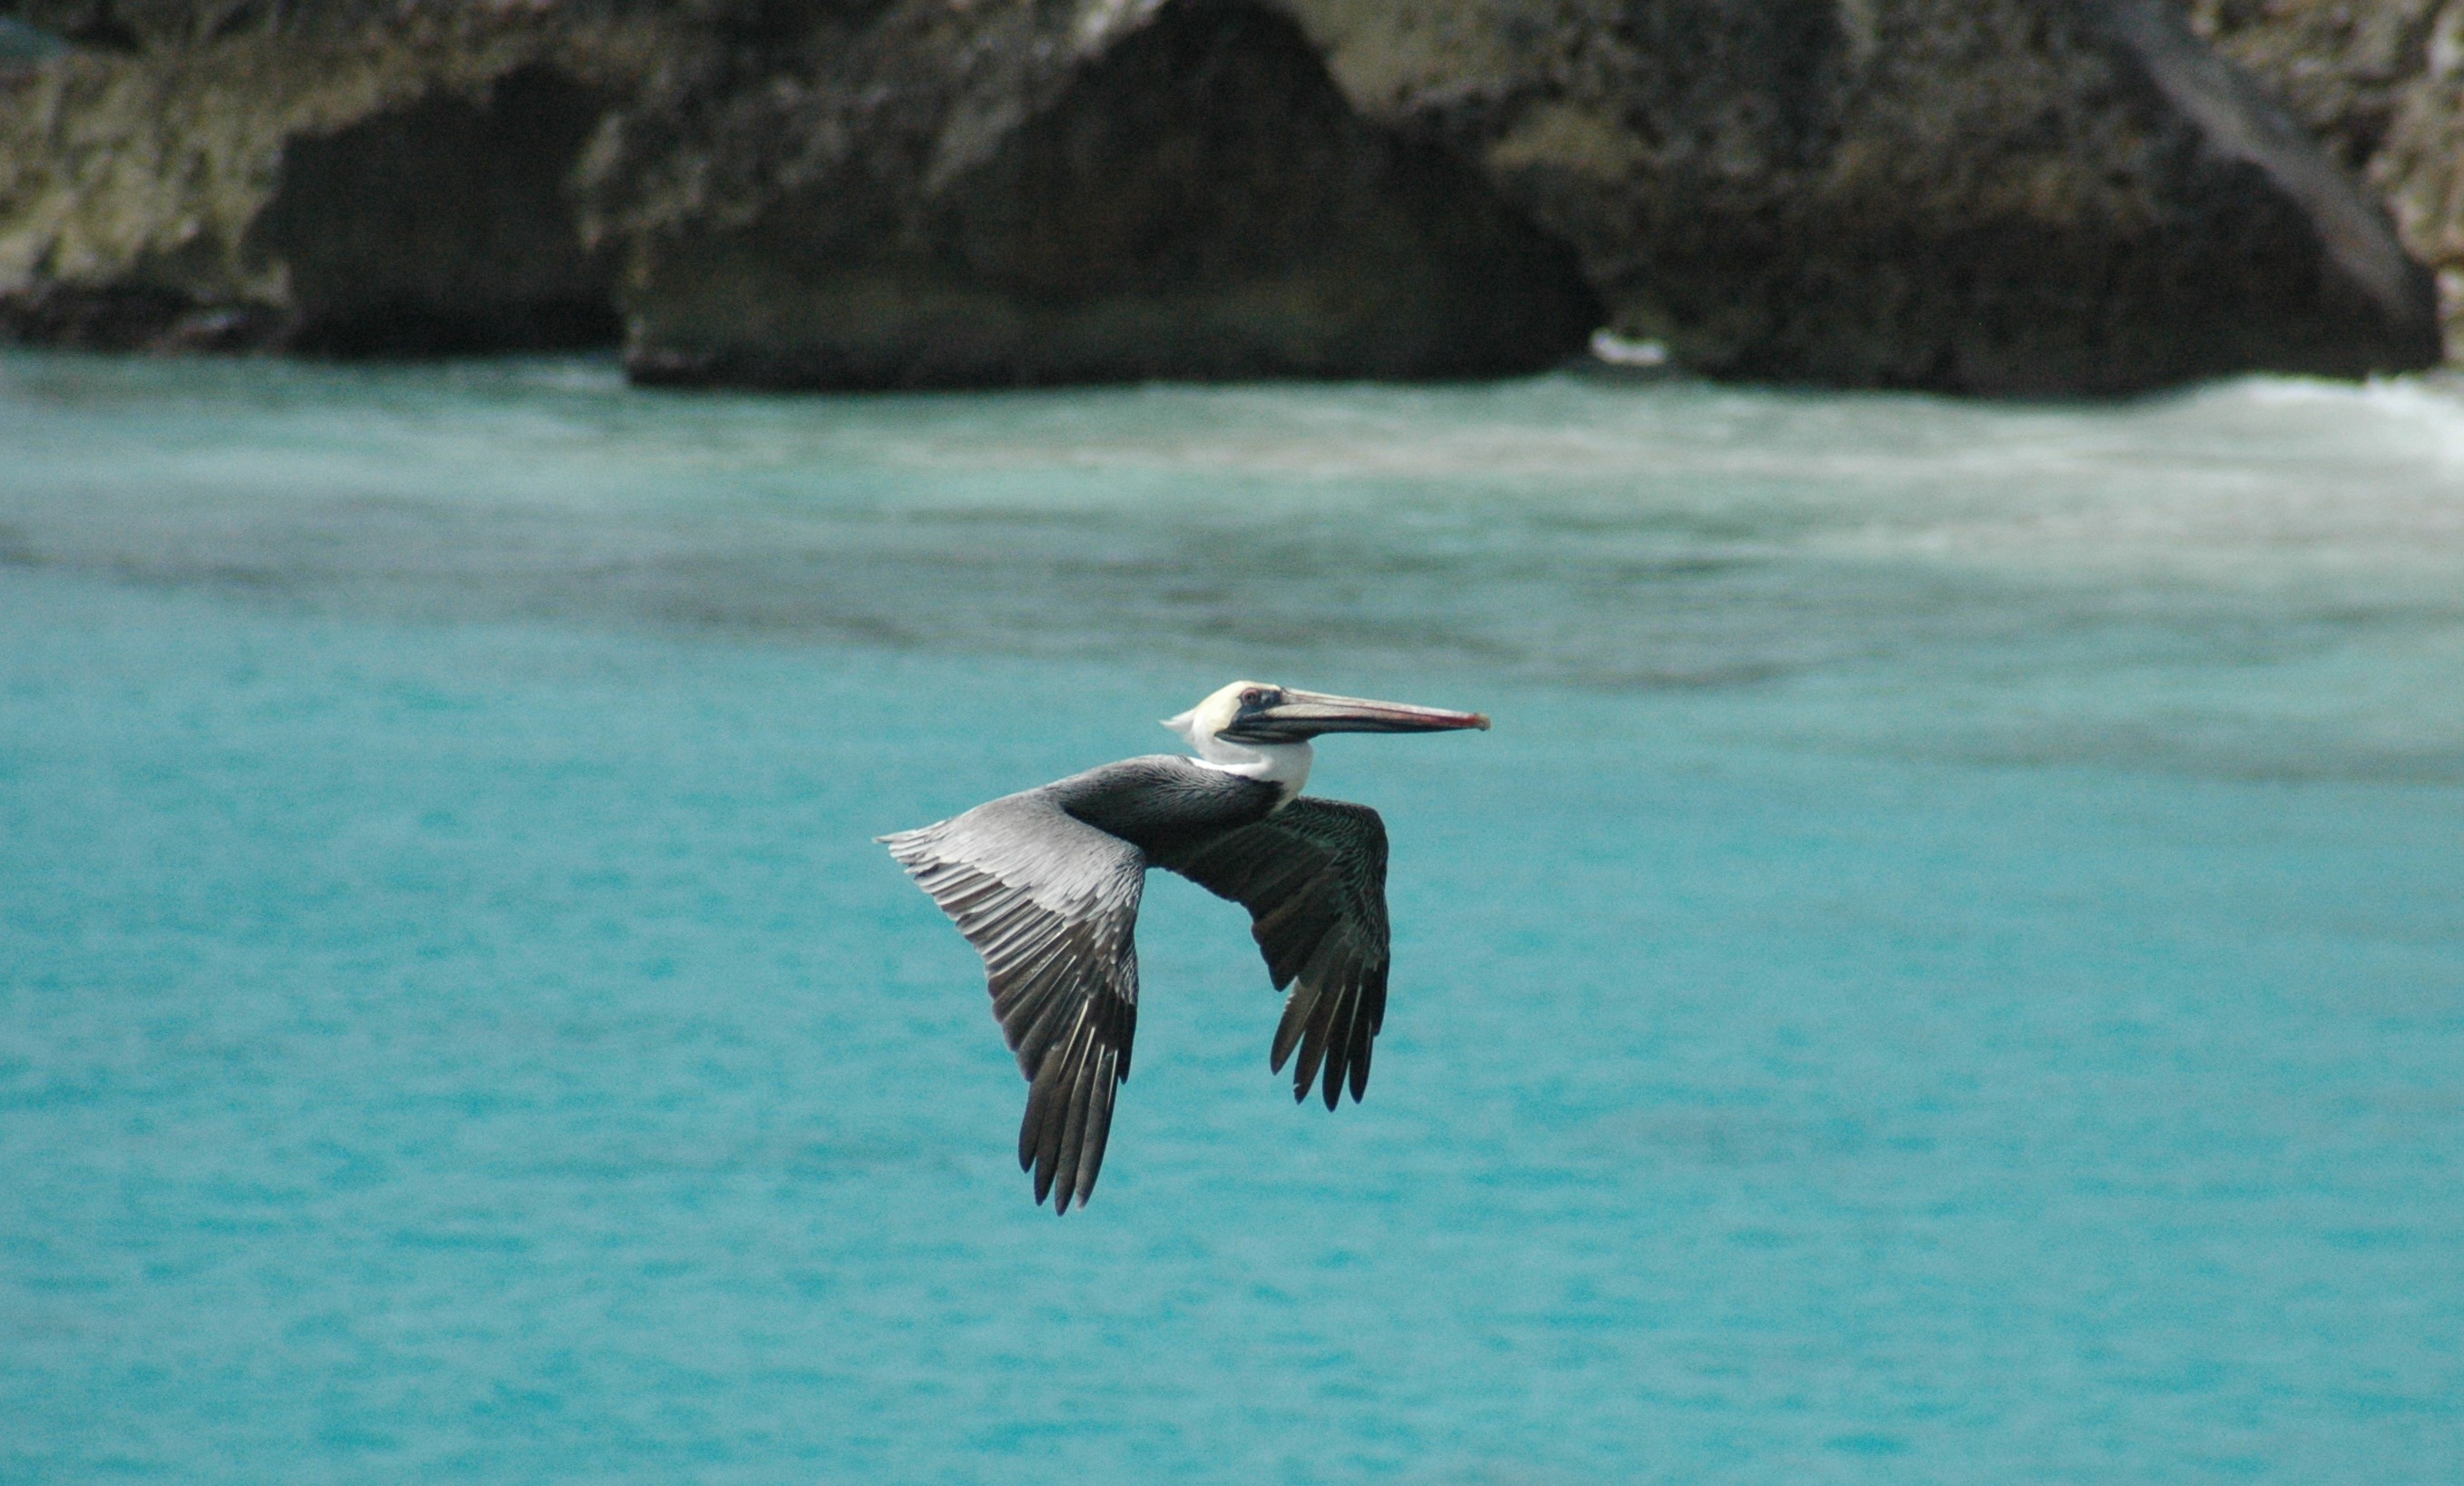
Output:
[0,4,653,353]
[0,0,2445,392]
[1281,0,2438,393]
[594,0,1600,387]
[2190,0,2464,359]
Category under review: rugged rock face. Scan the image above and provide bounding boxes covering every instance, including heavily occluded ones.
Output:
[0,0,2446,392]
[1283,0,2437,393]
[249,64,618,355]
[595,2,1601,389]
[2189,0,2464,359]
[0,0,1601,379]
[0,4,653,352]
[598,1,1600,387]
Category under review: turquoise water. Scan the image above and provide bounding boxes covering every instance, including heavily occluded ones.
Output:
[3,352,2460,1482]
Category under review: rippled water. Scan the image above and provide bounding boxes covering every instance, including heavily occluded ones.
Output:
[4,353,2459,1482]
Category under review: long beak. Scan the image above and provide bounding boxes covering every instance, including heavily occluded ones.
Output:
[1227,689,1491,743]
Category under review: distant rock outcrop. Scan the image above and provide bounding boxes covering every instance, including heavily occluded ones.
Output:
[1284,0,2438,392]
[0,0,2444,393]
[2189,0,2464,361]
[0,3,651,352]
[593,0,1601,388]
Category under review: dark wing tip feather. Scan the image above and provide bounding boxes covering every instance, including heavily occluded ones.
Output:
[1015,990,1134,1214]
[1345,977,1379,1102]
[1269,979,1316,1075]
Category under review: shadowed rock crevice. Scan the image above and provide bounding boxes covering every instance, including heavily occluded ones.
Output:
[620,1,1602,389]
[247,64,617,356]
[2190,0,2464,361]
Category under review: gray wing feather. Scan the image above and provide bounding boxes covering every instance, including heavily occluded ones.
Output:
[881,791,1144,1213]
[1153,796,1390,1109]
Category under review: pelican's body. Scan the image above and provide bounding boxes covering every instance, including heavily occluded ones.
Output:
[882,681,1488,1211]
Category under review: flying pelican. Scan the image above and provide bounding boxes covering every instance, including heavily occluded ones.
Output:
[881,680,1489,1213]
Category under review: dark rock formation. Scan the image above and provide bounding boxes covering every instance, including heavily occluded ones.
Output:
[1285,0,2439,393]
[604,0,1599,388]
[2190,0,2464,360]
[0,0,2446,392]
[0,4,653,354]
[250,64,617,355]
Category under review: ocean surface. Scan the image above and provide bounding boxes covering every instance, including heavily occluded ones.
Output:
[2,351,2459,1483]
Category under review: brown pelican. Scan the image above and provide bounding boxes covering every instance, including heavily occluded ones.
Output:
[882,681,1489,1213]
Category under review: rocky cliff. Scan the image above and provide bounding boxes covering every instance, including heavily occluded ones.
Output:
[2190,0,2464,360]
[1284,0,2436,391]
[592,0,1601,387]
[0,0,2442,393]
[0,4,653,351]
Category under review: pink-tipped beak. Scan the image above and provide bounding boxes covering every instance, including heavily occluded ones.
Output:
[1222,689,1490,743]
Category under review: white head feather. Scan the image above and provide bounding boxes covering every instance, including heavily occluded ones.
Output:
[1163,680,1312,799]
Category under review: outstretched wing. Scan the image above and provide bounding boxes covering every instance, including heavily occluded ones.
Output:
[1153,796,1390,1109]
[881,792,1144,1213]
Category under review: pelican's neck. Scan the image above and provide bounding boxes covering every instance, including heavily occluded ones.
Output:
[1187,732,1312,801]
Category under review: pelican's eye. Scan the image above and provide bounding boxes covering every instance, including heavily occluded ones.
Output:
[1240,688,1269,707]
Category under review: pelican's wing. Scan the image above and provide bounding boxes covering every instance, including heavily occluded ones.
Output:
[1154,796,1390,1109]
[881,792,1144,1213]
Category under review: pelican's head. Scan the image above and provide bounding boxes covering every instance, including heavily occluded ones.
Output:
[1164,681,1488,794]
